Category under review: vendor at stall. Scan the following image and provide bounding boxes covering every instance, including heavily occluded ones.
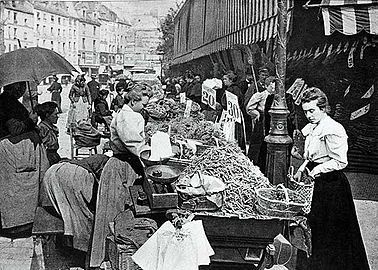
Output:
[294,87,369,270]
[221,71,246,152]
[35,102,61,165]
[0,81,49,235]
[90,86,149,268]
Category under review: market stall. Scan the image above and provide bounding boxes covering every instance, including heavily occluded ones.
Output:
[104,95,310,270]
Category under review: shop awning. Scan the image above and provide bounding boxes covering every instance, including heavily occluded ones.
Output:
[321,0,378,35]
[173,0,293,65]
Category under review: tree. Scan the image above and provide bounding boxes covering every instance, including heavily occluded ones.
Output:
[157,4,180,74]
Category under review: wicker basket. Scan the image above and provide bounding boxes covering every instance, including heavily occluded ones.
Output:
[256,184,307,213]
[287,166,314,214]
[256,202,298,219]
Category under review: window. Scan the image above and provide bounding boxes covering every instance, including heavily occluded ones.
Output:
[37,12,40,20]
[13,12,17,23]
[63,42,65,52]
[51,41,54,50]
[43,25,46,34]
[82,10,86,17]
[13,44,18,51]
[8,44,11,52]
[36,24,39,32]
[24,18,27,24]
[93,26,96,35]
[73,42,76,50]
[58,17,61,24]
[93,40,96,51]
[58,29,60,36]
[51,15,54,22]
[69,29,71,36]
[74,30,76,36]
[43,13,46,21]
[69,41,71,49]
[13,28,17,37]
[8,11,10,19]
[51,27,53,35]
[63,29,65,37]
[11,1,16,8]
[43,40,46,46]
[82,38,85,50]
[36,39,39,46]
[24,32,27,40]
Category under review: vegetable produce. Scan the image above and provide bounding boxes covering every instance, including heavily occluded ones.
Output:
[183,144,272,218]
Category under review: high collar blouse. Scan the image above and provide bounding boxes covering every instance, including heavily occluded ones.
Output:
[110,104,145,156]
[301,115,348,177]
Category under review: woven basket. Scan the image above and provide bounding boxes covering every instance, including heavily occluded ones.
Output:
[256,203,298,219]
[287,166,314,214]
[256,184,306,213]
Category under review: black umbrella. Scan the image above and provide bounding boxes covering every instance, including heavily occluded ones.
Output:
[0,47,77,88]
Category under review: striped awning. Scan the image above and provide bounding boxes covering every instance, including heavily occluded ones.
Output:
[172,0,293,65]
[321,0,378,35]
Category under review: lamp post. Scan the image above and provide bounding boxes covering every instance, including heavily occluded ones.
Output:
[265,0,292,186]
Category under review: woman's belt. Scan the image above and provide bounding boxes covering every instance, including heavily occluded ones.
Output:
[307,161,321,171]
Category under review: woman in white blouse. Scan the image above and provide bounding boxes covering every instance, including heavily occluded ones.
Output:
[90,87,148,268]
[295,87,369,270]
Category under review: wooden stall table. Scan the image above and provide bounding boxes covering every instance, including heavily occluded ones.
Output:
[129,185,284,270]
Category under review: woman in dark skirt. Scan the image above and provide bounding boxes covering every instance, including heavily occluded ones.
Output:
[221,71,246,152]
[294,87,369,270]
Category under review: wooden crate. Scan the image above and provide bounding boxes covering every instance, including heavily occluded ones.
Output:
[142,178,178,209]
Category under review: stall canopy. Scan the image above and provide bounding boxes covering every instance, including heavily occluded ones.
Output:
[321,0,378,35]
[173,0,293,65]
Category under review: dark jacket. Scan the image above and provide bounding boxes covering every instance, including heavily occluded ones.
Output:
[47,81,62,93]
[94,98,112,117]
[87,80,100,101]
[0,92,36,139]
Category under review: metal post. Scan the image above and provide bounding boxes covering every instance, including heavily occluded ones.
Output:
[265,0,292,186]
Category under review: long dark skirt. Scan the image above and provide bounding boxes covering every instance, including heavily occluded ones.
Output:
[51,92,62,113]
[307,162,370,270]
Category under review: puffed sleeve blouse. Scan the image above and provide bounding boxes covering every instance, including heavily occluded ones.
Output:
[301,115,348,178]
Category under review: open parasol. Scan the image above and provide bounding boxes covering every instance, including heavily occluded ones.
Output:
[0,47,78,88]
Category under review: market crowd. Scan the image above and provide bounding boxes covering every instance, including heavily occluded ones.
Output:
[0,65,369,270]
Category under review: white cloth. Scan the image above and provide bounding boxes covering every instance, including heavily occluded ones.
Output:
[245,90,270,119]
[301,115,348,178]
[110,104,145,156]
[66,97,90,129]
[132,220,214,270]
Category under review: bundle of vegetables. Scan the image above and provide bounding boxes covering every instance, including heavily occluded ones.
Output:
[144,103,168,120]
[183,144,273,218]
[169,117,226,147]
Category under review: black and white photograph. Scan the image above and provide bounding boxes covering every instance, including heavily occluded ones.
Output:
[0,0,377,269]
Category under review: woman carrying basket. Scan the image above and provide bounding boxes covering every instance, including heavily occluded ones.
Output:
[294,87,369,270]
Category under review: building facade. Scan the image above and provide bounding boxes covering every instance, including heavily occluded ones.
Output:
[3,1,34,53]
[33,1,79,68]
[0,1,163,77]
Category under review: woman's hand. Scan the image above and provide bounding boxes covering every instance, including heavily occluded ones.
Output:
[294,170,303,181]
